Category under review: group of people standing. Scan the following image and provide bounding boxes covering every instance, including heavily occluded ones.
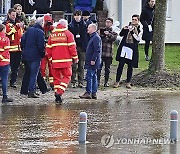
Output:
[0,0,155,104]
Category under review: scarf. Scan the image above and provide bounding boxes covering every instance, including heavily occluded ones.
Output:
[126,25,139,44]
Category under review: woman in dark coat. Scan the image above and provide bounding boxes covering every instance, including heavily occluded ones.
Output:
[140,0,155,61]
[114,14,141,89]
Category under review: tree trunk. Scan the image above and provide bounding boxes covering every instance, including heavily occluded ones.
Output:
[149,0,167,73]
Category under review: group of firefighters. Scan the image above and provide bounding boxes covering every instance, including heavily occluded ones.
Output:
[0,4,82,104]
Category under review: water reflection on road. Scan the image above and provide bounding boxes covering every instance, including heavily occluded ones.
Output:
[0,91,180,154]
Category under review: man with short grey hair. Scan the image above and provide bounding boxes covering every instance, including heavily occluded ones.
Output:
[20,16,45,98]
[58,19,68,27]
[35,17,44,26]
[79,23,102,99]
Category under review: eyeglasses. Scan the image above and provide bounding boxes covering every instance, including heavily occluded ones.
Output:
[132,18,138,21]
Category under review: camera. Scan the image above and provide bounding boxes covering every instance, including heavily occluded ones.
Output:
[100,28,106,35]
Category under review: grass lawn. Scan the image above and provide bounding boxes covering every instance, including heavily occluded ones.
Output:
[112,44,180,73]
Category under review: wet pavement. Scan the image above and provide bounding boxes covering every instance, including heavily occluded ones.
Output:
[0,87,180,154]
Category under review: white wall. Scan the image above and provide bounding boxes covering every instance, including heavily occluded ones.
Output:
[104,0,119,21]
[165,0,180,43]
[107,0,180,43]
[121,0,142,27]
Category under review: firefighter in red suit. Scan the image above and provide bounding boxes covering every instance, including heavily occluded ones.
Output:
[40,14,54,89]
[4,8,23,88]
[47,19,78,104]
[0,24,13,103]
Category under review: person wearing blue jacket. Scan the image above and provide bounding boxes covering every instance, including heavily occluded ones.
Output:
[20,17,45,98]
[79,23,102,99]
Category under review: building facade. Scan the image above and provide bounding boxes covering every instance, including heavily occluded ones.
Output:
[104,0,180,43]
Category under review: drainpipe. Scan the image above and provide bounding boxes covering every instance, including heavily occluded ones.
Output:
[118,0,123,29]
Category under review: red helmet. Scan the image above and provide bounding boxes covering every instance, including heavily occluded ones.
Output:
[44,14,53,23]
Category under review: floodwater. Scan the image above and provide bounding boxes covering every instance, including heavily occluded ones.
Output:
[0,91,180,154]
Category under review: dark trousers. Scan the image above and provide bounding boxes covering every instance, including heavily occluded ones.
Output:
[0,65,10,98]
[97,57,112,84]
[20,61,47,94]
[10,52,22,85]
[144,40,150,56]
[116,58,133,83]
[71,47,85,84]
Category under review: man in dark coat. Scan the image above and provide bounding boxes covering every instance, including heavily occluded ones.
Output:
[68,10,88,88]
[79,23,102,99]
[140,0,155,61]
[114,15,141,89]
[21,17,45,98]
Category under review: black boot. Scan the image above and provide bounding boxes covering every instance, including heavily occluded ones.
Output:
[55,93,62,104]
[28,92,39,98]
[2,96,13,103]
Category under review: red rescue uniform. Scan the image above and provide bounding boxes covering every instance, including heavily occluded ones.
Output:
[47,24,78,95]
[40,14,54,84]
[5,20,23,52]
[0,32,10,65]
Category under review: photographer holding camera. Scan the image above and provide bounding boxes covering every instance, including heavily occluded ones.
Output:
[97,18,117,87]
[114,14,141,89]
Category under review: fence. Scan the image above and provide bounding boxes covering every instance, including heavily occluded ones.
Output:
[0,13,97,23]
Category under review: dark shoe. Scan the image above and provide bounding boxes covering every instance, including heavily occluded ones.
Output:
[10,83,17,88]
[145,55,149,61]
[71,83,77,88]
[20,92,28,95]
[92,93,97,99]
[50,84,54,90]
[28,92,39,98]
[78,83,85,88]
[42,88,51,94]
[55,93,62,104]
[2,97,13,103]
[104,83,109,87]
[35,92,40,96]
[79,92,92,99]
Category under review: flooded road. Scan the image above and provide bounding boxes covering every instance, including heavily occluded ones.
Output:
[0,90,180,154]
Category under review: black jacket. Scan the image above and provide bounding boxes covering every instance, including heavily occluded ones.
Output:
[140,4,155,41]
[68,19,88,50]
[116,27,140,68]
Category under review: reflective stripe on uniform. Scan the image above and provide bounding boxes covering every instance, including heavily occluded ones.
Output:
[4,46,10,49]
[60,82,68,88]
[49,77,53,83]
[6,27,17,35]
[52,28,68,32]
[0,55,10,62]
[0,48,4,52]
[9,45,19,51]
[59,85,66,91]
[0,55,4,59]
[48,42,76,48]
[54,85,60,89]
[1,59,10,62]
[54,85,66,91]
[52,59,72,63]
[72,55,78,59]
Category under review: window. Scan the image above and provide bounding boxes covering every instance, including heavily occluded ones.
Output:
[166,0,172,19]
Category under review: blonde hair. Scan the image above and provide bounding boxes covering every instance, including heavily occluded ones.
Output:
[13,4,22,10]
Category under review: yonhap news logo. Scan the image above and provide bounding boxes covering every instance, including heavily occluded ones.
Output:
[101,134,176,148]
